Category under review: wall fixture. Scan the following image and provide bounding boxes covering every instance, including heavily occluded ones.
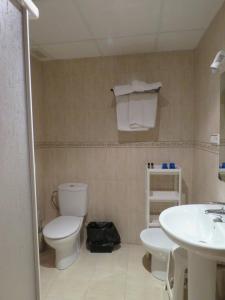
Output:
[210,50,225,73]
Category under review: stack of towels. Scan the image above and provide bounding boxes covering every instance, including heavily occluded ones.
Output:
[113,80,162,131]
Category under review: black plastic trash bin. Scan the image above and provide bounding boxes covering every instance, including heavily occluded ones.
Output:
[86,222,121,253]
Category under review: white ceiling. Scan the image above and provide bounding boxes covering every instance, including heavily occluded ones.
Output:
[30,0,225,60]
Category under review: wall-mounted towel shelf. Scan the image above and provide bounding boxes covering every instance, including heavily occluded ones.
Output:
[146,165,182,228]
[110,87,161,94]
[111,80,162,97]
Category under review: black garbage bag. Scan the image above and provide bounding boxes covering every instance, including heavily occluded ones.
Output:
[86,222,121,253]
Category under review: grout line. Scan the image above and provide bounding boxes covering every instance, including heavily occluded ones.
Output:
[154,0,165,52]
[73,0,104,56]
[31,31,204,49]
[35,140,195,149]
[123,244,131,300]
[34,140,220,154]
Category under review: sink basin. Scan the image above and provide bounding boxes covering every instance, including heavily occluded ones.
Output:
[160,204,225,261]
[159,204,225,300]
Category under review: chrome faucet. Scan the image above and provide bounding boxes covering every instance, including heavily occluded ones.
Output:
[205,207,225,215]
[213,215,224,223]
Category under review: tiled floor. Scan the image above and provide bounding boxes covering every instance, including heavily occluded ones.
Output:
[40,244,169,300]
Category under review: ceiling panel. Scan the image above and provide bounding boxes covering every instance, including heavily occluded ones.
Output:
[30,0,225,60]
[76,0,162,39]
[157,30,204,52]
[98,35,156,56]
[30,0,92,44]
[40,41,100,60]
[160,0,224,32]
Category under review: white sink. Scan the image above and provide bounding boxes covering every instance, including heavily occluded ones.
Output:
[159,204,225,300]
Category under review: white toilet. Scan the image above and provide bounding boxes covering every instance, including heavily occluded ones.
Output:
[43,183,88,270]
[140,227,177,281]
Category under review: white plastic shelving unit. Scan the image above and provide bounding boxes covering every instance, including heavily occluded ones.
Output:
[146,165,182,228]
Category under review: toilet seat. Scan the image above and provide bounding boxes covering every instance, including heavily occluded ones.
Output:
[43,216,83,239]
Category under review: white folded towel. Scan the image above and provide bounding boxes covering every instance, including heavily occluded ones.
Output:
[116,95,149,131]
[114,81,160,131]
[128,93,158,129]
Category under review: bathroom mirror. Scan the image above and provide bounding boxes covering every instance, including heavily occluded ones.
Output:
[219,71,225,181]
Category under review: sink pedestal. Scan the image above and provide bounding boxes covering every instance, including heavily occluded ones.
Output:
[188,252,217,300]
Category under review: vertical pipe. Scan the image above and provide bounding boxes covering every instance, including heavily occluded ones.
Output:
[179,169,182,205]
[146,166,150,227]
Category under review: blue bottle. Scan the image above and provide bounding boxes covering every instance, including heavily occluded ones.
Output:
[162,163,168,169]
[169,162,176,169]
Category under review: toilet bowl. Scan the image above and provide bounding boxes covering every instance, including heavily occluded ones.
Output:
[43,183,88,270]
[43,216,83,270]
[140,227,176,281]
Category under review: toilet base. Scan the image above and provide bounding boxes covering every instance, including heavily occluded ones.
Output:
[44,232,81,270]
[56,234,80,270]
[151,255,167,281]
[56,248,79,270]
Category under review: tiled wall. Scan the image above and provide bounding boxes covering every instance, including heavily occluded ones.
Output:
[193,1,225,203]
[36,146,193,244]
[37,51,194,144]
[193,4,225,294]
[32,51,195,244]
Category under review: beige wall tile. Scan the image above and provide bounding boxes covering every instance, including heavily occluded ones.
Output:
[192,149,221,203]
[31,57,44,142]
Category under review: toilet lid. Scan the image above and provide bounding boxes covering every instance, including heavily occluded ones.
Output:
[58,182,87,192]
[43,216,82,239]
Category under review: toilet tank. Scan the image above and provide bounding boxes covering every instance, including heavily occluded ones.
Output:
[58,183,88,217]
